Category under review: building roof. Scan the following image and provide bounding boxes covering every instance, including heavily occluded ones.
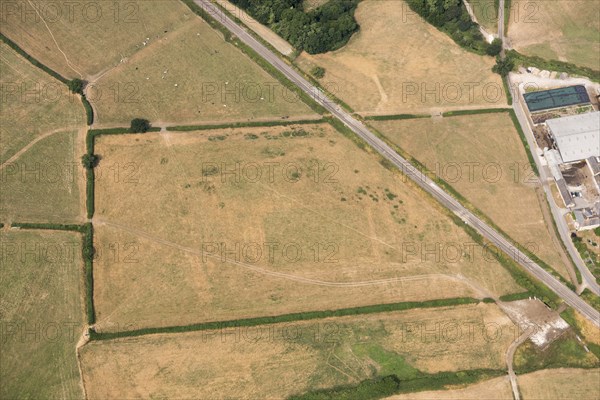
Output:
[587,156,600,176]
[556,178,574,208]
[547,111,600,163]
[524,85,590,112]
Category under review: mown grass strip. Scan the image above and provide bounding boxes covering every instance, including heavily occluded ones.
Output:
[167,118,326,131]
[0,33,68,83]
[289,369,505,400]
[89,297,479,340]
[364,114,430,121]
[442,108,511,117]
[507,109,539,176]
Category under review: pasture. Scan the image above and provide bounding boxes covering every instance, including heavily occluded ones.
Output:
[89,17,316,126]
[91,123,523,332]
[0,0,192,79]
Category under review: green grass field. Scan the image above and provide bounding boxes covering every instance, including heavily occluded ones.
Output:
[0,229,86,399]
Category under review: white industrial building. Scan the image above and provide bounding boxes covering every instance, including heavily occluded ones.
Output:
[546,111,600,164]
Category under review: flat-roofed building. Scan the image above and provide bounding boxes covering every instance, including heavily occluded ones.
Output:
[547,112,600,164]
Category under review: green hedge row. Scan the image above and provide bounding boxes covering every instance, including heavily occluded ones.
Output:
[364,114,429,121]
[82,223,95,324]
[10,222,85,232]
[442,108,511,117]
[0,33,68,84]
[89,297,479,340]
[81,96,94,125]
[167,118,325,132]
[289,369,505,400]
[499,291,531,302]
[85,167,95,219]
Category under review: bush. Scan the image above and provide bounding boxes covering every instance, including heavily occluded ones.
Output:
[486,38,502,56]
[81,153,98,169]
[594,227,600,237]
[130,118,151,133]
[492,56,515,76]
[68,78,85,94]
[310,66,326,79]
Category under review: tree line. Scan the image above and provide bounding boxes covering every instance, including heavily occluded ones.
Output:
[230,0,360,54]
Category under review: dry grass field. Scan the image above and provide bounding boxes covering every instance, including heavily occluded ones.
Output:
[386,375,512,399]
[91,123,523,332]
[507,0,600,70]
[0,42,84,164]
[372,113,573,282]
[0,0,192,79]
[0,129,83,223]
[518,368,600,399]
[0,229,85,400]
[90,17,316,126]
[295,0,505,115]
[80,303,515,399]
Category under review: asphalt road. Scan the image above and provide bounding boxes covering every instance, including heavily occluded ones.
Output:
[194,0,600,327]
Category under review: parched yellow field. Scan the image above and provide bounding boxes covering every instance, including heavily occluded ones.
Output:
[80,303,515,399]
[386,375,512,399]
[295,0,505,115]
[0,0,192,79]
[0,229,85,400]
[91,123,523,332]
[507,0,600,70]
[0,42,84,164]
[0,129,84,223]
[372,113,574,282]
[90,16,316,126]
[518,368,600,400]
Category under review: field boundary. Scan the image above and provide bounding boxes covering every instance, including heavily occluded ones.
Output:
[89,297,480,340]
[363,114,430,121]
